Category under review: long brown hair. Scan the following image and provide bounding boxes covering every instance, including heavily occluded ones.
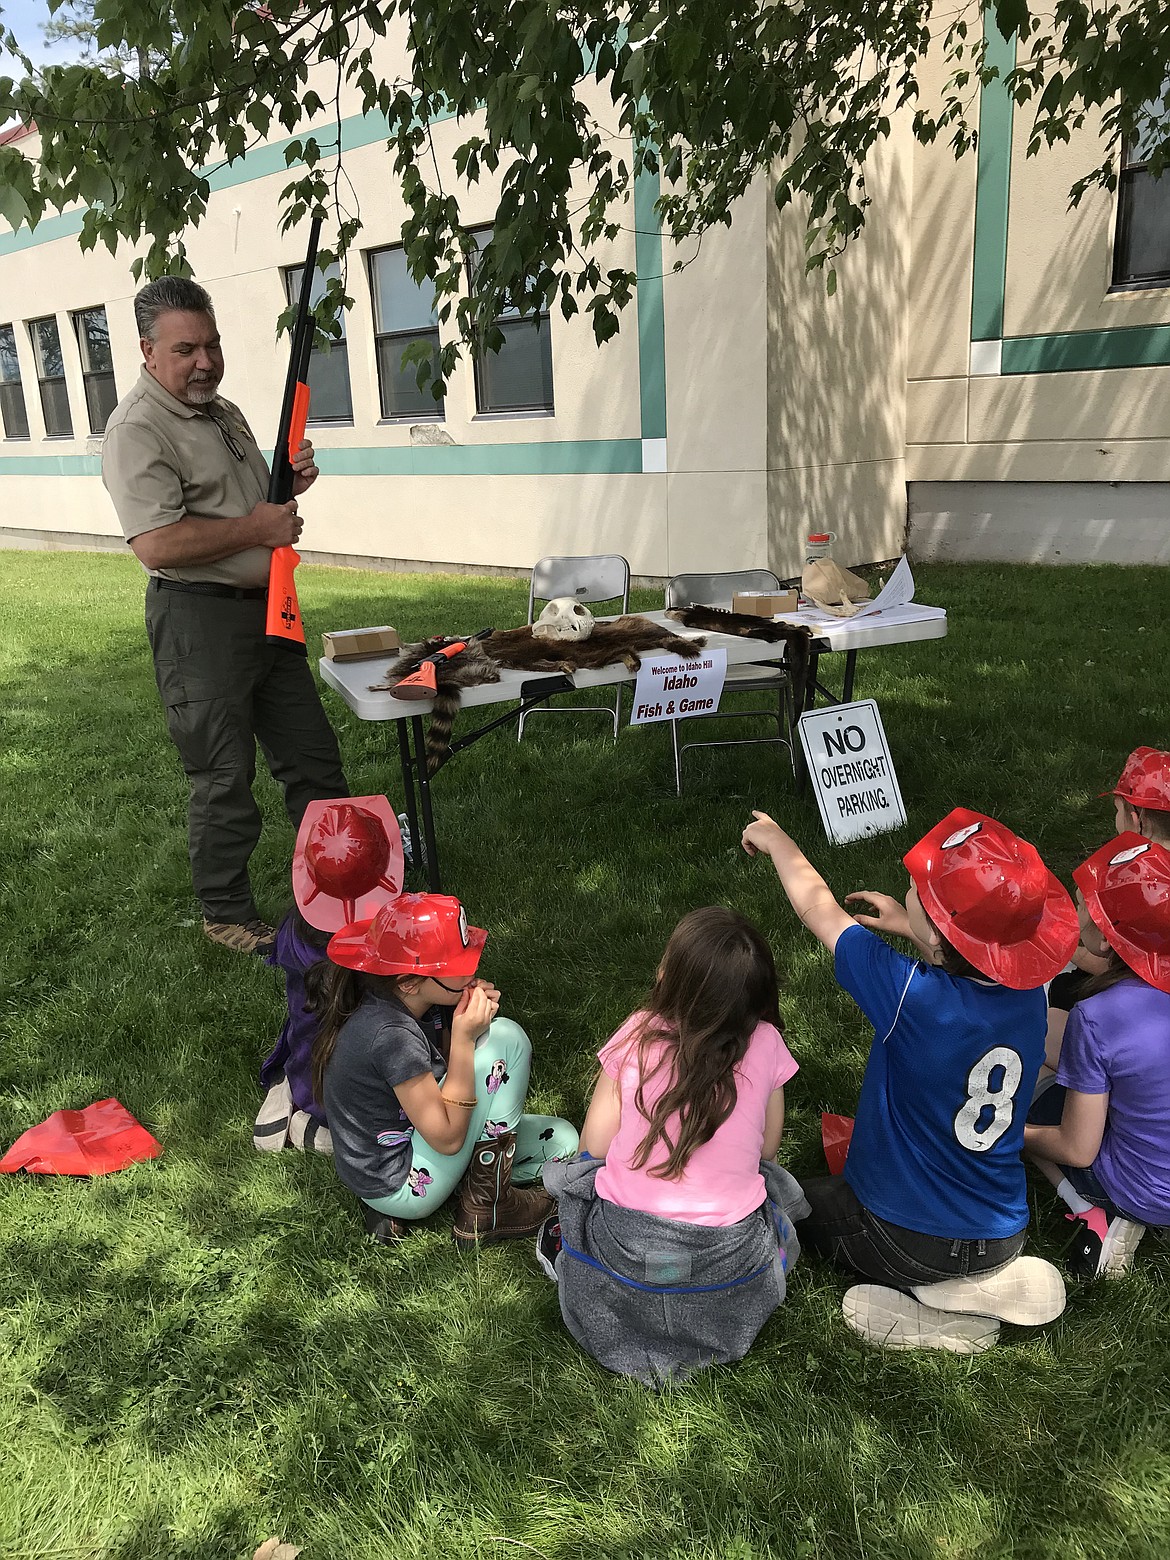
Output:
[1080,945,1142,1000]
[627,906,782,1180]
[307,963,410,1103]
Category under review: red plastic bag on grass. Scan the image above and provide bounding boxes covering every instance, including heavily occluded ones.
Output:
[0,1098,162,1176]
[821,1112,854,1177]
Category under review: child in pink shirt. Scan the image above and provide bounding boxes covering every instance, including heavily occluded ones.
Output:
[537,906,809,1384]
[594,1005,797,1226]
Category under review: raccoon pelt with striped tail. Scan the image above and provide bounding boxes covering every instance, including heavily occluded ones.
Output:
[373,617,708,773]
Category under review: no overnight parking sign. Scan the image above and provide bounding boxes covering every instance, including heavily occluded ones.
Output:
[798,699,906,844]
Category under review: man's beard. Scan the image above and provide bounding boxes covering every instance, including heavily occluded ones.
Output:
[186,379,219,405]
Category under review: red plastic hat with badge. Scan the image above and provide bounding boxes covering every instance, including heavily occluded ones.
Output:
[292,796,405,932]
[903,807,1079,989]
[1074,833,1170,994]
[1103,747,1170,813]
[327,892,487,978]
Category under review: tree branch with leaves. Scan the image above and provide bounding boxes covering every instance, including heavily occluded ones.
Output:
[1,0,1167,387]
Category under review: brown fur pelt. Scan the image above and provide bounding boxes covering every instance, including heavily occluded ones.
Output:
[666,605,812,715]
[372,617,707,773]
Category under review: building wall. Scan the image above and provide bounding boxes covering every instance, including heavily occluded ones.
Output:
[905,22,1170,561]
[0,67,771,583]
[4,19,1170,573]
[766,112,914,578]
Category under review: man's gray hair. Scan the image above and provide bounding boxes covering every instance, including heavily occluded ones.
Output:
[134,277,216,343]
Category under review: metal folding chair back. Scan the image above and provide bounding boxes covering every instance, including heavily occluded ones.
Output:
[665,569,780,611]
[518,554,632,741]
[663,569,794,793]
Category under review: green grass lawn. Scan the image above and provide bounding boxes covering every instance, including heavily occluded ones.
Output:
[2,551,1169,1560]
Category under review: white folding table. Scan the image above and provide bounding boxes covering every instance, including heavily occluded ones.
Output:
[794,602,949,707]
[319,613,792,890]
[319,605,947,889]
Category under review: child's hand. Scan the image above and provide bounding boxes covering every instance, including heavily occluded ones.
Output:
[742,809,789,858]
[452,982,500,1044]
[468,978,501,1008]
[845,890,912,938]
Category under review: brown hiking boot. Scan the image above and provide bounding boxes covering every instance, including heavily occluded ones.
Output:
[202,917,277,956]
[451,1131,554,1252]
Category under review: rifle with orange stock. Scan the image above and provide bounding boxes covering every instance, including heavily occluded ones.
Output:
[265,213,322,653]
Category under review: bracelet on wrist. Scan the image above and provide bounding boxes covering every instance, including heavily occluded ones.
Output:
[441,1094,477,1109]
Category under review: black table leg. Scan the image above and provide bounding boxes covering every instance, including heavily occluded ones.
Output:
[411,715,442,892]
[395,717,424,880]
[842,650,858,703]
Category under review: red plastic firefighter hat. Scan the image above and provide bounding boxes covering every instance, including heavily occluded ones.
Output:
[1103,747,1170,813]
[903,808,1079,989]
[0,1098,162,1176]
[327,892,487,978]
[1074,834,1170,994]
[293,796,405,932]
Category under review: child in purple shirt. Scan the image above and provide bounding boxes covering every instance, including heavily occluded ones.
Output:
[1048,747,1170,1030]
[1026,834,1170,1278]
[253,796,405,1156]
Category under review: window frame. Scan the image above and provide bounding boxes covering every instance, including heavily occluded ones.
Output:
[27,315,73,438]
[1111,106,1170,291]
[0,322,31,440]
[466,227,554,417]
[71,305,118,435]
[283,262,354,425]
[367,244,445,422]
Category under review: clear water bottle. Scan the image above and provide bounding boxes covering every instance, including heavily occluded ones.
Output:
[805,531,835,563]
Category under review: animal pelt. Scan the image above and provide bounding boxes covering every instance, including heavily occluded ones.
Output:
[666,605,812,715]
[372,616,707,773]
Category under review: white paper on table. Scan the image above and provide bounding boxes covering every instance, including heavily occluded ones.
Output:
[851,554,915,618]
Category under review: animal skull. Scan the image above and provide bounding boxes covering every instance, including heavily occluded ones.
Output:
[532,597,596,641]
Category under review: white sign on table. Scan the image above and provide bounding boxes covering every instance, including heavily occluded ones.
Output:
[798,698,906,844]
[630,649,727,726]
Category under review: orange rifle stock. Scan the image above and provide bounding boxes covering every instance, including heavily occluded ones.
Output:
[266,216,322,652]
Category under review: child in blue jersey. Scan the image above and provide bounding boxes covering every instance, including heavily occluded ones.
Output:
[743,806,1079,1355]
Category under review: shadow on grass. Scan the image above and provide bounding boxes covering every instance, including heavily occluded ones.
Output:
[2,555,1170,1558]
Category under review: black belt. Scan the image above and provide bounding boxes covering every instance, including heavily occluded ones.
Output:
[152,577,268,601]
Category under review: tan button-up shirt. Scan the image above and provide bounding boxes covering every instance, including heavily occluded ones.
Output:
[101,367,273,588]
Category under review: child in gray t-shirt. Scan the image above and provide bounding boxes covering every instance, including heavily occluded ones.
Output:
[310,891,577,1247]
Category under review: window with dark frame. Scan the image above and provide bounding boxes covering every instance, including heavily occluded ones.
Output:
[0,324,30,439]
[468,228,554,416]
[28,316,72,437]
[71,306,118,434]
[1113,100,1170,288]
[283,261,353,423]
[368,246,444,419]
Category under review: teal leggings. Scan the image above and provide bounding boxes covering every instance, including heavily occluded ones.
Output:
[363,1016,578,1220]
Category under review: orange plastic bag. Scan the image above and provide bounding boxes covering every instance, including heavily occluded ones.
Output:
[821,1112,855,1177]
[0,1098,162,1176]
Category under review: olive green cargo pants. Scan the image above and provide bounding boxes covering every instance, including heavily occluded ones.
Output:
[145,581,348,922]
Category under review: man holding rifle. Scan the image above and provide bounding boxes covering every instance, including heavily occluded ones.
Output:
[102,276,348,956]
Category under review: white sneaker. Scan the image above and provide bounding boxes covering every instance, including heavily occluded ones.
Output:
[535,1215,562,1282]
[842,1285,1001,1355]
[288,1110,334,1155]
[1099,1217,1148,1278]
[911,1255,1066,1325]
[253,1079,292,1153]
[1066,1208,1148,1280]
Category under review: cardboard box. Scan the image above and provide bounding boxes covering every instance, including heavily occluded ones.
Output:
[322,626,401,661]
[731,590,799,618]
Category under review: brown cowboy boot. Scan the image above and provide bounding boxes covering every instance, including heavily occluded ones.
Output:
[451,1131,554,1252]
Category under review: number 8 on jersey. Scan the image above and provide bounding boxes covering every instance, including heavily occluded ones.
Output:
[953,1046,1024,1153]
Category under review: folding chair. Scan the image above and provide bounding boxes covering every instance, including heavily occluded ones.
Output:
[517,554,631,741]
[664,569,794,793]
